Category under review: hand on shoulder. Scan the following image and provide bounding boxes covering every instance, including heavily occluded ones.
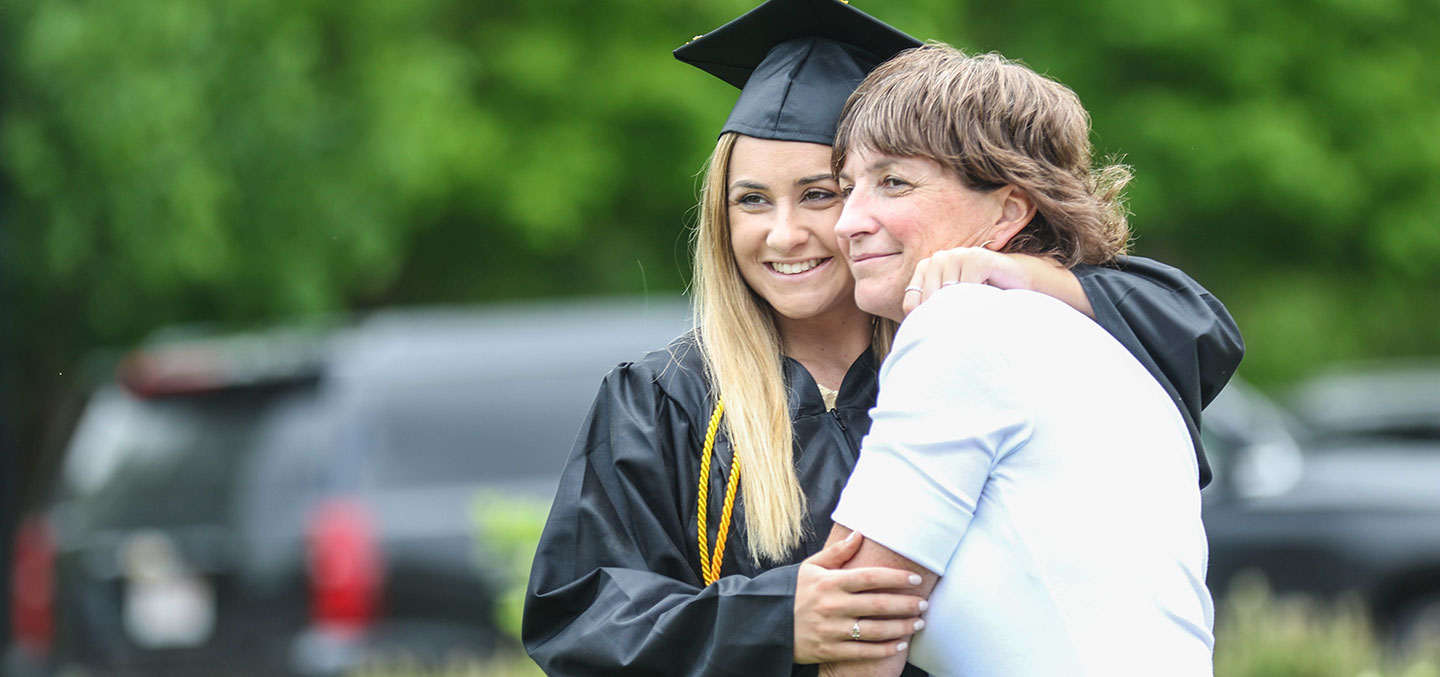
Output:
[904,249,1092,319]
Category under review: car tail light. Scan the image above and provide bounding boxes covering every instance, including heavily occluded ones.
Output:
[307,500,383,634]
[11,515,55,656]
[116,333,323,400]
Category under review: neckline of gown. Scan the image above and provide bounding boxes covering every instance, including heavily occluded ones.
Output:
[781,349,878,417]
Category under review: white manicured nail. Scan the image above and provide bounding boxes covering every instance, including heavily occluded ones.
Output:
[908,574,922,586]
[918,600,929,612]
[914,619,926,631]
[896,642,909,652]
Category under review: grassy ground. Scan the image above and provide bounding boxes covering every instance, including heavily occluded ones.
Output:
[348,652,543,677]
[361,496,1440,676]
[1213,572,1439,677]
[351,573,1440,674]
[354,572,1440,676]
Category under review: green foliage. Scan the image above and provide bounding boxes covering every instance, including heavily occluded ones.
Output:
[941,0,1440,385]
[0,0,755,401]
[347,651,543,677]
[1214,572,1440,677]
[3,0,1438,408]
[410,500,1440,677]
[469,492,550,644]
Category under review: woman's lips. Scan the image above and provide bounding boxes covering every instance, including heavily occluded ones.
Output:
[766,257,832,276]
[849,252,897,265]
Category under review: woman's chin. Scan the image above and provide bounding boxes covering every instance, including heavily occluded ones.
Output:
[854,286,902,321]
[768,294,863,324]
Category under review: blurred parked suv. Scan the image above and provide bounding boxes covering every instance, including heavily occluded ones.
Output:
[1286,359,1440,443]
[11,295,1440,674]
[1203,378,1440,647]
[7,297,690,676]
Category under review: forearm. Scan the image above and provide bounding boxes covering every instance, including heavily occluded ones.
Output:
[1021,255,1094,318]
[824,524,935,584]
[819,524,939,677]
[821,658,905,677]
[904,249,1094,318]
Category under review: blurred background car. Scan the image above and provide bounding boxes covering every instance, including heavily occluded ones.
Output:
[11,293,1440,675]
[3,0,1438,673]
[1286,360,1440,443]
[6,297,691,677]
[1203,377,1440,650]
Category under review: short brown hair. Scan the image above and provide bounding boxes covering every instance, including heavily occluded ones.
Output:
[833,44,1131,266]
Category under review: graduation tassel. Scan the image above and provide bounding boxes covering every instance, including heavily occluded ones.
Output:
[697,399,740,586]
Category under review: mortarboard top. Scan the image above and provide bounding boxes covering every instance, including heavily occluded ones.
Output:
[674,0,920,145]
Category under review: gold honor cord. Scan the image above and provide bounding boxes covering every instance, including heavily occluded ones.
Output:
[696,398,740,586]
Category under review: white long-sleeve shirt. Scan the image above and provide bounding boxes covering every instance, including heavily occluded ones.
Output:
[832,284,1213,677]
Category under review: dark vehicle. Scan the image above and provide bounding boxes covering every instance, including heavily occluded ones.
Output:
[1287,360,1440,442]
[1202,378,1440,646]
[7,298,691,676]
[14,295,1440,673]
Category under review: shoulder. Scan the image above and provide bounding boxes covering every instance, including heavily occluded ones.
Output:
[1074,255,1215,298]
[576,333,712,465]
[887,284,1117,396]
[899,284,1090,351]
[607,331,711,414]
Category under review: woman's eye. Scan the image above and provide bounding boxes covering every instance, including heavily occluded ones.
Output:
[732,193,769,208]
[882,176,910,190]
[803,188,838,203]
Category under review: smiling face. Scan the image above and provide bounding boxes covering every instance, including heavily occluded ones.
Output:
[835,148,1007,321]
[727,135,858,323]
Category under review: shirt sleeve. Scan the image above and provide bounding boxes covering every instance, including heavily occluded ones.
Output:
[1074,255,1245,487]
[522,363,804,677]
[830,287,1034,575]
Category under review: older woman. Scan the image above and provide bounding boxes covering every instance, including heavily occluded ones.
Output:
[826,45,1216,676]
[523,3,1239,676]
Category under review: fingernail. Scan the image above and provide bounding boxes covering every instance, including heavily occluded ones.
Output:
[896,641,908,652]
[908,574,922,586]
[918,600,929,613]
[844,531,856,543]
[913,619,926,631]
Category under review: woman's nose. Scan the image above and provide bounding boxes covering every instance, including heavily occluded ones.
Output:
[765,208,810,252]
[834,196,872,240]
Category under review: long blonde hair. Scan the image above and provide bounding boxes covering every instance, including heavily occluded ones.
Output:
[692,132,894,563]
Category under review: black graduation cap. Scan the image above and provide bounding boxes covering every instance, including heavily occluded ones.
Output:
[675,0,921,145]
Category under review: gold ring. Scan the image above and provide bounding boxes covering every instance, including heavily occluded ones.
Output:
[851,619,862,640]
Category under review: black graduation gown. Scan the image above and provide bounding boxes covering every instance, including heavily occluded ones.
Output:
[1075,255,1244,487]
[523,256,1243,676]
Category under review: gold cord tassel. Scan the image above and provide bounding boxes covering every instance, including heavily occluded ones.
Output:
[696,399,739,586]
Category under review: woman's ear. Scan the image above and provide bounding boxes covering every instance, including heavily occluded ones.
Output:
[986,186,1037,250]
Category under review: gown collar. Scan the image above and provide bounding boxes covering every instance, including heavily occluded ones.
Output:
[781,349,878,417]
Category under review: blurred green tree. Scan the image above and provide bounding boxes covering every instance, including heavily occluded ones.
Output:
[933,0,1440,384]
[2,0,1438,438]
[0,0,750,463]
[1,0,752,363]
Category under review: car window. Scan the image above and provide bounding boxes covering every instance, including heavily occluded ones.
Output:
[57,384,318,529]
[362,370,602,489]
[1200,426,1236,492]
[59,386,145,499]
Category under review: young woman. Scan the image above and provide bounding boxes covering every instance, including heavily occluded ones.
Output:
[522,2,1242,675]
